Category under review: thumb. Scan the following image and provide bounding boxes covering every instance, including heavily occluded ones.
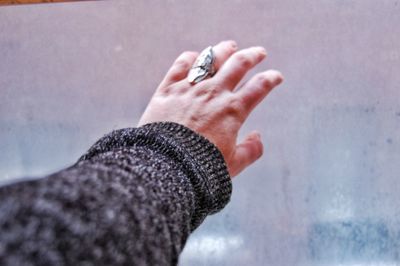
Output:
[228,131,264,177]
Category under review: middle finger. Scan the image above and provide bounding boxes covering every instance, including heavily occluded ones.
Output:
[212,46,267,90]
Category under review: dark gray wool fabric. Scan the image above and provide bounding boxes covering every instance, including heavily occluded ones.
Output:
[0,122,232,266]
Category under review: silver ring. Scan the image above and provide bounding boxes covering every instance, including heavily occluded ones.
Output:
[187,46,216,84]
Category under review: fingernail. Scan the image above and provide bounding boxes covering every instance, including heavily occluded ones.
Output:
[254,46,267,56]
[273,71,284,85]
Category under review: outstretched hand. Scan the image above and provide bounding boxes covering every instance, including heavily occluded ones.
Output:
[139,40,283,177]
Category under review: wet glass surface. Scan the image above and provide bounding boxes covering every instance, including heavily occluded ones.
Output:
[0,1,399,265]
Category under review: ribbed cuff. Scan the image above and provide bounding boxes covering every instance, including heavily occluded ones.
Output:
[79,122,232,219]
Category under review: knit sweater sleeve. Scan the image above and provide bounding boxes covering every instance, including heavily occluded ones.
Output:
[0,122,232,266]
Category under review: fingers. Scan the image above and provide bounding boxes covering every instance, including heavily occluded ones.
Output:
[213,46,267,90]
[159,40,237,90]
[227,71,283,177]
[212,40,238,71]
[159,51,198,89]
[229,131,264,177]
[236,70,284,116]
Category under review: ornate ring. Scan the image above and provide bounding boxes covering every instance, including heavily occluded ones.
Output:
[187,46,216,84]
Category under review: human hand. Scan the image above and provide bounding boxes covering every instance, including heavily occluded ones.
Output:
[138,40,283,177]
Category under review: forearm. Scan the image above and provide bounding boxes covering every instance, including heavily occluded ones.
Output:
[0,122,231,265]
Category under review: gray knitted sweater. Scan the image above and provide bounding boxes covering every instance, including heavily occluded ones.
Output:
[0,122,232,266]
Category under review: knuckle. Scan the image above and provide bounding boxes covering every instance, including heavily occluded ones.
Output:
[194,88,207,97]
[158,85,172,95]
[177,86,190,95]
[196,83,223,100]
[208,87,219,99]
[226,97,245,118]
[173,59,191,70]
[167,71,184,82]
[205,87,220,101]
[210,83,224,93]
[225,43,238,54]
[255,74,273,88]
[167,58,192,81]
[234,53,252,69]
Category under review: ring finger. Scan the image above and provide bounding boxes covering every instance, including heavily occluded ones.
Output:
[211,40,239,73]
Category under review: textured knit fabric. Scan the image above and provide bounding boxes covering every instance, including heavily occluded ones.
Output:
[0,122,232,266]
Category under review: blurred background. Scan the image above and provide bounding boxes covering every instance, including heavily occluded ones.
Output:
[0,1,399,265]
